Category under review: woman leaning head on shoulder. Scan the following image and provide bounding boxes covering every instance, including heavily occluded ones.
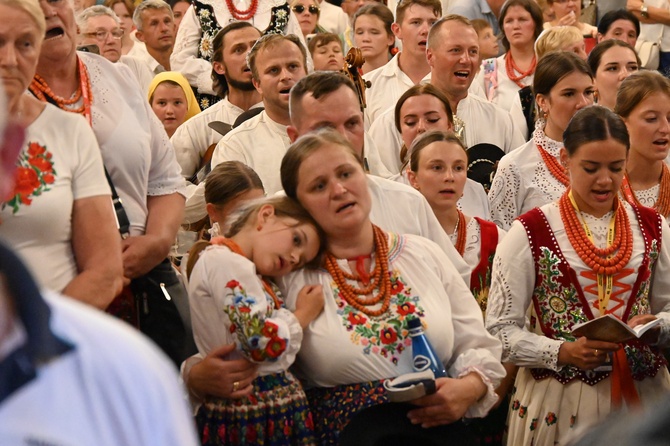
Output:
[279,128,505,445]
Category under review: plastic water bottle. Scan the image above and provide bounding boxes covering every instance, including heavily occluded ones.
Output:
[407,316,447,378]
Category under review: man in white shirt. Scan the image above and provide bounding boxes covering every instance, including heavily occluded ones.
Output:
[211,34,308,195]
[318,0,349,34]
[288,72,470,284]
[363,0,441,126]
[133,0,176,73]
[172,22,263,179]
[369,15,525,182]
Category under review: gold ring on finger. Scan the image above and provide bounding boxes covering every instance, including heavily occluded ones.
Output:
[594,349,599,357]
[232,381,240,392]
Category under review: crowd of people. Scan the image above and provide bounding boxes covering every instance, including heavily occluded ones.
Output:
[3,0,670,444]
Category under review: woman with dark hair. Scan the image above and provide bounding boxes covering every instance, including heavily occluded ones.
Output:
[353,3,395,74]
[588,39,640,110]
[489,51,595,230]
[596,9,640,47]
[392,83,490,220]
[476,0,543,121]
[279,128,505,444]
[616,71,670,219]
[487,105,670,446]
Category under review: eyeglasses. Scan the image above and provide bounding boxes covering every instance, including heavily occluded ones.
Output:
[82,28,124,42]
[292,4,319,14]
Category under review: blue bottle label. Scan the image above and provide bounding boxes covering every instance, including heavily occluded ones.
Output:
[413,354,431,372]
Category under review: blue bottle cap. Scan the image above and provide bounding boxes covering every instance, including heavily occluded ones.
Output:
[406,316,421,329]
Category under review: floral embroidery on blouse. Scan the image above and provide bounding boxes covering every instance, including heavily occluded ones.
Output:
[223,279,288,362]
[333,270,426,366]
[3,142,56,214]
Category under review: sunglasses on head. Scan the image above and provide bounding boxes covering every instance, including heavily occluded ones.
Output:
[292,4,319,14]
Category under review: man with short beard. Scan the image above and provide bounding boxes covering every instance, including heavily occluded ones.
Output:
[172,22,263,180]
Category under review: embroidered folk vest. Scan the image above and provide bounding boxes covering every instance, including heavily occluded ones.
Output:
[518,205,666,385]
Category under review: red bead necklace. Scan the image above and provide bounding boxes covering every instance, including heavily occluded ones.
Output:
[559,192,633,275]
[211,236,282,309]
[621,163,670,217]
[537,143,570,187]
[454,210,467,256]
[505,52,537,89]
[29,57,93,125]
[225,0,259,20]
[325,225,391,317]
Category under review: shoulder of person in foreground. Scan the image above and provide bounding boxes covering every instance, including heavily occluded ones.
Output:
[43,291,199,445]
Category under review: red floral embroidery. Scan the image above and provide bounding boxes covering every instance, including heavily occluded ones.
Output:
[226,279,240,288]
[261,321,279,337]
[545,412,557,426]
[397,302,415,315]
[390,280,404,295]
[380,327,398,345]
[348,312,367,325]
[265,337,287,358]
[4,141,57,214]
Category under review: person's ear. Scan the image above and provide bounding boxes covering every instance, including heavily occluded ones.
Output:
[212,61,226,76]
[255,204,276,230]
[407,168,420,190]
[252,76,262,95]
[391,22,401,39]
[0,121,25,199]
[135,29,146,43]
[287,125,299,142]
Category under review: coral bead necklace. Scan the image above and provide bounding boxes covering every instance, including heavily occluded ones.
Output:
[559,191,633,276]
[537,143,569,187]
[621,163,670,217]
[325,225,391,317]
[225,0,259,20]
[29,57,93,125]
[505,52,536,89]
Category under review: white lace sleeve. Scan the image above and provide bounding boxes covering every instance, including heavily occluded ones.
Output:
[488,154,523,230]
[485,220,563,370]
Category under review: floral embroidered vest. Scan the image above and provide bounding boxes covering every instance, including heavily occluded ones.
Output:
[518,205,666,385]
[471,217,499,315]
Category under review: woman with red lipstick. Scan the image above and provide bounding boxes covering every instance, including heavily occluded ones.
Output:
[486,105,670,446]
[353,3,394,74]
[489,51,595,230]
[616,71,670,219]
[279,128,505,444]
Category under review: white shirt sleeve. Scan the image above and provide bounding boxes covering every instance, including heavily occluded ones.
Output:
[170,5,216,95]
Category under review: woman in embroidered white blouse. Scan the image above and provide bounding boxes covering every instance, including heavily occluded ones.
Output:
[616,70,670,220]
[278,128,505,444]
[486,106,670,446]
[488,51,595,230]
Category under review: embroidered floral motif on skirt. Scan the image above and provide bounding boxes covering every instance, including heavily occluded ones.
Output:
[197,370,315,445]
